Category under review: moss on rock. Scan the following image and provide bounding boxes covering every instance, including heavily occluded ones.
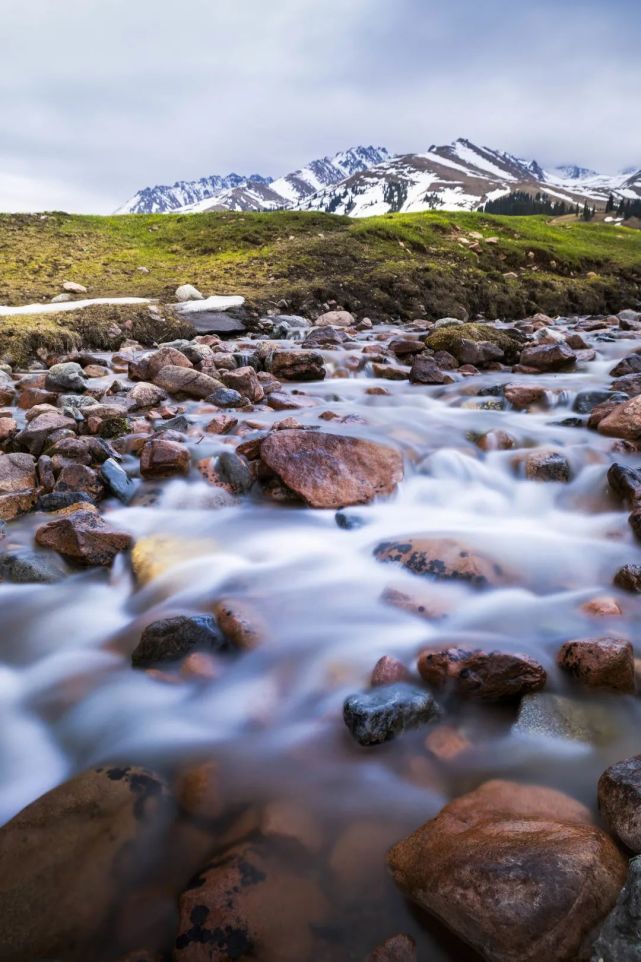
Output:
[425,322,524,363]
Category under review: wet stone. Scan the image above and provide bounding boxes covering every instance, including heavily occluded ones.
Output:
[574,390,628,414]
[591,855,641,962]
[598,755,641,853]
[457,650,547,702]
[343,683,439,746]
[0,549,68,584]
[557,636,635,693]
[101,458,138,503]
[132,615,228,667]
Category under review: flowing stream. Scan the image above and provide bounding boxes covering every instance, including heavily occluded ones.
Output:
[2,322,641,960]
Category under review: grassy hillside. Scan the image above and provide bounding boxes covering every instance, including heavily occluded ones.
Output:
[0,209,640,362]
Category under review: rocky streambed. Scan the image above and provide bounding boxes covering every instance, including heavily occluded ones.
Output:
[2,303,641,960]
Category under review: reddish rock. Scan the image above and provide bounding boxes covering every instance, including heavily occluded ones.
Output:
[417,646,473,688]
[476,429,515,452]
[389,337,425,357]
[35,509,132,565]
[269,350,326,381]
[212,598,265,650]
[222,366,265,403]
[524,449,571,482]
[388,779,626,962]
[409,355,454,384]
[0,766,170,962]
[266,391,319,411]
[557,636,635,692]
[17,386,56,409]
[457,650,547,702]
[140,439,190,478]
[205,414,238,435]
[153,366,222,400]
[174,842,329,962]
[128,381,168,409]
[504,384,549,409]
[374,537,506,588]
[146,346,192,380]
[424,725,472,761]
[371,655,411,687]
[581,595,622,617]
[16,411,77,456]
[519,341,577,371]
[259,430,403,509]
[598,755,641,852]
[54,462,105,501]
[0,452,37,520]
[598,396,641,440]
[363,934,417,962]
[0,417,18,442]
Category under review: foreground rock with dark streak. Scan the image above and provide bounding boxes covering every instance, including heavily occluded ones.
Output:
[0,766,172,962]
[388,779,627,962]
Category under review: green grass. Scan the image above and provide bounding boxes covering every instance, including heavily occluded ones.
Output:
[0,209,640,363]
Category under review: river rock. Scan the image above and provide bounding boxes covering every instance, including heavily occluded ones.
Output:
[62,280,87,293]
[35,509,132,565]
[153,366,222,400]
[514,692,618,745]
[16,411,77,456]
[457,651,547,701]
[591,855,641,961]
[222,365,265,402]
[614,564,641,592]
[371,655,412,687]
[0,452,37,520]
[343,683,439,746]
[132,615,227,667]
[101,458,138,503]
[174,841,329,962]
[45,362,86,393]
[610,355,641,378]
[0,549,68,583]
[457,338,503,366]
[598,396,641,439]
[128,381,168,409]
[316,309,355,327]
[259,430,403,509]
[504,384,548,409]
[268,350,326,381]
[409,355,453,384]
[524,449,571,482]
[363,934,417,962]
[557,636,635,693]
[599,755,641,852]
[374,537,505,588]
[212,598,265,650]
[0,766,171,962]
[575,390,628,414]
[140,438,190,478]
[608,463,641,506]
[217,451,253,494]
[54,462,104,501]
[519,342,577,371]
[388,779,627,962]
[417,646,474,688]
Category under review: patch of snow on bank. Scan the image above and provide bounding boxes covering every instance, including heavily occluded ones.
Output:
[173,295,245,314]
[0,297,152,318]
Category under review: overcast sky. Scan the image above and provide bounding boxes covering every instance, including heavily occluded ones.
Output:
[1,0,639,213]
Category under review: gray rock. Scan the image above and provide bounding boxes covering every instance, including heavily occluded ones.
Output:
[218,451,252,494]
[574,391,628,414]
[187,312,246,335]
[343,683,439,746]
[51,293,73,303]
[45,363,86,393]
[37,491,94,511]
[131,615,227,667]
[0,550,68,584]
[207,387,244,408]
[62,281,87,294]
[434,317,464,329]
[618,310,641,324]
[592,856,641,961]
[100,458,137,504]
[154,414,191,434]
[514,692,619,745]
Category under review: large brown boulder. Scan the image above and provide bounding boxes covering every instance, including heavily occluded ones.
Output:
[388,780,626,962]
[0,766,171,962]
[16,411,77,456]
[153,366,223,399]
[457,650,547,701]
[35,509,132,565]
[268,350,326,381]
[598,396,641,440]
[374,537,506,588]
[557,637,635,693]
[0,452,37,520]
[519,342,577,371]
[140,438,191,478]
[259,430,403,509]
[174,840,329,962]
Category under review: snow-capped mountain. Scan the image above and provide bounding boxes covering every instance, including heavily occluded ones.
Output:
[116,172,273,214]
[118,146,388,215]
[300,140,641,217]
[117,140,641,218]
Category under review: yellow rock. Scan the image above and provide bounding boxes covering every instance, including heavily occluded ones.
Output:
[131,534,217,586]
